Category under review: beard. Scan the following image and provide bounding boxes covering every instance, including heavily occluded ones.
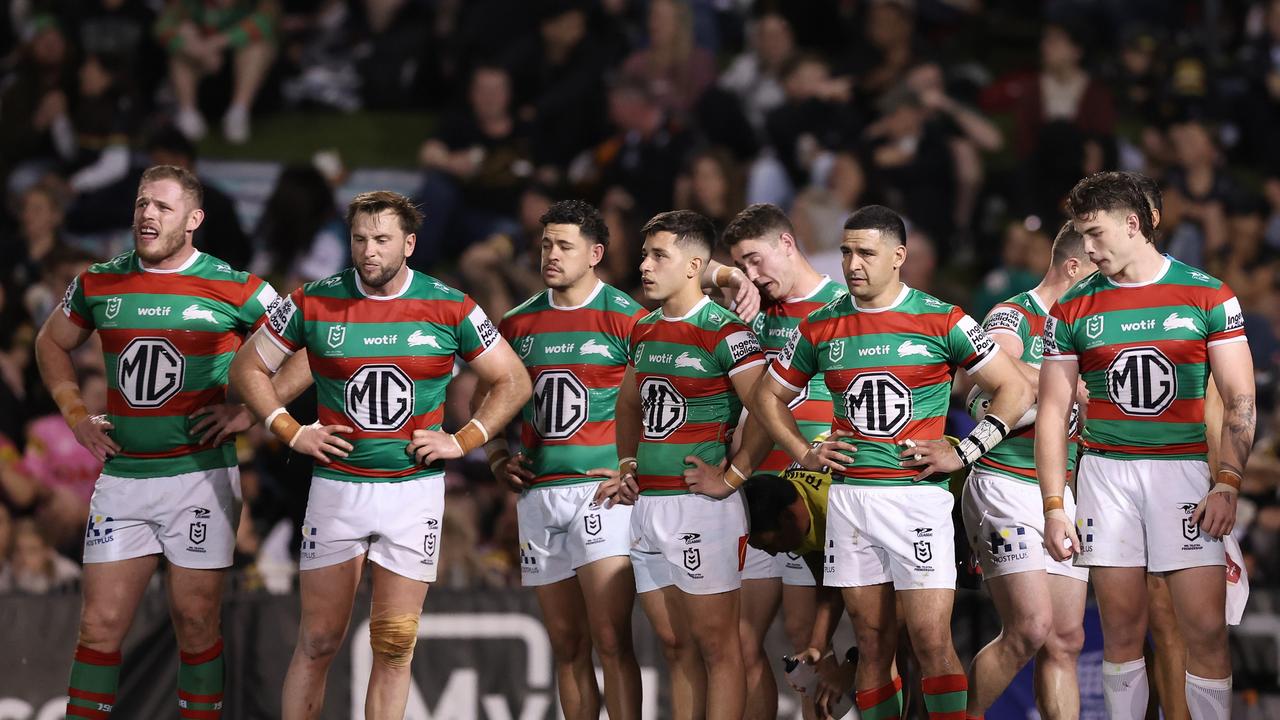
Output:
[134,225,186,264]
[357,258,404,288]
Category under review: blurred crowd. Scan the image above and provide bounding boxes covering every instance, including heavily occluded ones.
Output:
[3,0,1280,596]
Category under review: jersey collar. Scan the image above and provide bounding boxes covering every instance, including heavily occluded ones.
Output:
[1026,288,1049,313]
[139,250,201,274]
[661,295,711,322]
[852,282,909,313]
[1105,255,1170,288]
[548,279,604,310]
[355,268,414,300]
[786,275,831,303]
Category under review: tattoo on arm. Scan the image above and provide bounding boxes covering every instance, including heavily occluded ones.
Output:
[1223,393,1257,474]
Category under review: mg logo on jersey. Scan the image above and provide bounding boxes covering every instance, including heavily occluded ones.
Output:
[532,369,588,440]
[118,337,185,408]
[328,325,346,349]
[640,377,686,440]
[345,364,415,431]
[842,371,912,438]
[105,296,122,319]
[1107,346,1176,416]
[1086,315,1104,339]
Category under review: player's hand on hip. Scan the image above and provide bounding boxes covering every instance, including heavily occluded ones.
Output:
[292,423,353,464]
[801,431,856,473]
[682,456,736,499]
[614,461,640,506]
[584,467,625,507]
[1043,509,1080,562]
[190,403,253,446]
[1193,489,1237,539]
[73,414,120,462]
[407,429,464,465]
[495,452,535,492]
[899,438,962,482]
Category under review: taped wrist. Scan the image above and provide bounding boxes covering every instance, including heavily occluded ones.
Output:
[955,415,1011,466]
[619,456,638,479]
[1043,495,1065,514]
[483,439,509,472]
[452,419,489,455]
[265,407,304,446]
[723,463,747,490]
[51,382,89,427]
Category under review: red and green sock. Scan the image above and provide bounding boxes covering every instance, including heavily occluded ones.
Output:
[855,676,904,720]
[922,674,969,720]
[66,645,121,719]
[178,637,224,719]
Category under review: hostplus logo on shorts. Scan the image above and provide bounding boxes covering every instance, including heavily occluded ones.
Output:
[1076,517,1095,553]
[519,544,539,574]
[85,515,115,547]
[989,526,1029,564]
[301,525,318,559]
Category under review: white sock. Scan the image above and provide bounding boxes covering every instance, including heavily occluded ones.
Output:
[1102,658,1149,720]
[1185,672,1231,720]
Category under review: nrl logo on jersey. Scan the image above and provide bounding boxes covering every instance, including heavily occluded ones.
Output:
[407,330,440,348]
[105,296,122,320]
[1085,315,1104,339]
[828,339,845,362]
[517,335,534,359]
[328,325,346,349]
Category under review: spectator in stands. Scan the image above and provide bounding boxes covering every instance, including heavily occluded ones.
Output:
[791,150,869,256]
[719,8,796,134]
[0,16,74,194]
[864,84,958,246]
[2,181,72,321]
[759,53,857,203]
[157,0,278,143]
[842,0,920,104]
[250,164,345,291]
[1163,118,1233,268]
[51,52,137,196]
[415,63,531,267]
[621,0,716,117]
[675,146,745,234]
[971,219,1048,319]
[503,0,611,173]
[455,182,554,321]
[592,75,695,227]
[66,125,252,270]
[8,517,80,593]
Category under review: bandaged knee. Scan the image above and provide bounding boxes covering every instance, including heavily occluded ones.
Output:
[369,612,420,668]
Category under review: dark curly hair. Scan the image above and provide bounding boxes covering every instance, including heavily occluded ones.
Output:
[539,199,610,248]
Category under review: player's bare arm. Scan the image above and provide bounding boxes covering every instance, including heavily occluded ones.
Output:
[702,259,760,322]
[230,328,354,464]
[408,338,531,465]
[471,377,536,492]
[603,364,641,506]
[1195,341,1256,538]
[35,309,119,461]
[1035,356,1080,561]
[683,364,771,498]
[755,373,857,472]
[192,349,314,445]
[901,349,1033,482]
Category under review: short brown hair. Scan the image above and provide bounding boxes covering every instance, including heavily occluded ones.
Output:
[1066,171,1155,242]
[721,203,794,247]
[1050,221,1086,265]
[139,164,203,207]
[346,191,424,235]
[640,210,716,257]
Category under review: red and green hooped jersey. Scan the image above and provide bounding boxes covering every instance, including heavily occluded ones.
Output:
[500,281,645,488]
[770,284,997,487]
[978,289,1078,483]
[62,251,280,477]
[263,269,499,482]
[752,276,848,474]
[1043,257,1246,461]
[630,296,766,495]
